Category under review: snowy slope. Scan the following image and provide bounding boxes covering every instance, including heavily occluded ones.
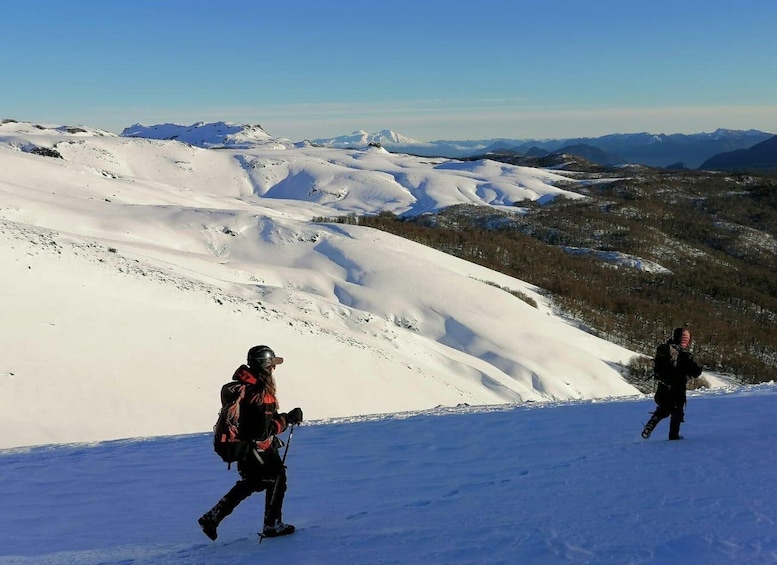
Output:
[1,385,775,564]
[0,119,689,450]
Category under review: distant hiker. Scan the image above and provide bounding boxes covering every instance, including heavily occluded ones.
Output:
[641,327,703,440]
[199,345,304,540]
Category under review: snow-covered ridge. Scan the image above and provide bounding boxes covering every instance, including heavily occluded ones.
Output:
[120,120,290,149]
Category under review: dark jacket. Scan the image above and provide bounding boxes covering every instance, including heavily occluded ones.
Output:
[224,365,290,451]
[654,340,702,387]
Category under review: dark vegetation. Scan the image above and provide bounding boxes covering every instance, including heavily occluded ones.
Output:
[317,169,777,385]
[28,146,63,159]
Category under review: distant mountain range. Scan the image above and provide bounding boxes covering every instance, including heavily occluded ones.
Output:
[117,121,776,172]
[699,134,777,171]
[311,128,775,170]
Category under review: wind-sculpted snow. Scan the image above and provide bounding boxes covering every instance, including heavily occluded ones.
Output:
[235,145,581,216]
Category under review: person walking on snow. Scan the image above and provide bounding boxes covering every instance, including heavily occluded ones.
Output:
[199,345,303,540]
[642,327,702,441]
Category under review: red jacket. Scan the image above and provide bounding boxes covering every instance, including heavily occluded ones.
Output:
[225,365,289,450]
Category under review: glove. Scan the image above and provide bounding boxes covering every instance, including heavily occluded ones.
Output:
[286,407,303,425]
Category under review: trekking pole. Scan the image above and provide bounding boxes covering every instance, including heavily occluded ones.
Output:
[260,424,296,543]
[281,423,295,465]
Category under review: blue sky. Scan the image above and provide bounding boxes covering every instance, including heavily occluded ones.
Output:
[3,0,776,141]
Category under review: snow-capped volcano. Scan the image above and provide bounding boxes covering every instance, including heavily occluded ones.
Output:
[311,128,427,148]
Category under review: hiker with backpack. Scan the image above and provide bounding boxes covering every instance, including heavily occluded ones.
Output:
[199,345,303,541]
[641,327,703,441]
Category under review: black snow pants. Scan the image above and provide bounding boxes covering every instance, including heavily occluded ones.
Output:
[213,447,288,527]
[653,383,686,439]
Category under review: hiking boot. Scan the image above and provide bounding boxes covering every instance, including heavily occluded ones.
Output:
[641,415,659,439]
[198,513,219,541]
[262,520,296,538]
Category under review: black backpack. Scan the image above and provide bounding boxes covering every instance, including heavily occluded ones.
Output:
[213,382,252,468]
